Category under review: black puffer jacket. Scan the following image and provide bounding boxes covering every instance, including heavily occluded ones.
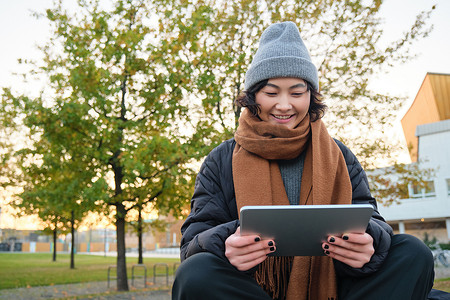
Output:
[180,138,393,277]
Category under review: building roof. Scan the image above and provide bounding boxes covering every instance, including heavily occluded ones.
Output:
[401,72,450,161]
[416,119,450,137]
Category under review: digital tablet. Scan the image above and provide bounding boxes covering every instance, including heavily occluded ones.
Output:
[240,204,373,256]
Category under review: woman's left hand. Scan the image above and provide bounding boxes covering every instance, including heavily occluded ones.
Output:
[322,233,374,269]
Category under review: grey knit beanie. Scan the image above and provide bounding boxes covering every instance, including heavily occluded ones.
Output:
[244,21,319,91]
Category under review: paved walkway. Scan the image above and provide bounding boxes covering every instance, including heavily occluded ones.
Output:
[435,265,450,280]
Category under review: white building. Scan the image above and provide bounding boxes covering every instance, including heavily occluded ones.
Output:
[377,73,450,242]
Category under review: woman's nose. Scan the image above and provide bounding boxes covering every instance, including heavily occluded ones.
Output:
[275,95,292,110]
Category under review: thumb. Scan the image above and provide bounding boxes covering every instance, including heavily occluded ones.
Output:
[235,226,241,235]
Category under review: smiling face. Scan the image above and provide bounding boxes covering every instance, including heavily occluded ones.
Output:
[255,78,310,129]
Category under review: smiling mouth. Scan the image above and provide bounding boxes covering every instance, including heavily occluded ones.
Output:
[273,115,293,120]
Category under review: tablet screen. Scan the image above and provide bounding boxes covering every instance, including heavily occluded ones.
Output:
[240,204,373,256]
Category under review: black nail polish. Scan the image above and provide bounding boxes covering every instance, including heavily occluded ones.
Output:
[325,250,330,255]
[268,241,273,247]
[254,237,261,242]
[324,244,329,249]
[343,235,349,241]
[329,237,335,243]
[270,247,275,251]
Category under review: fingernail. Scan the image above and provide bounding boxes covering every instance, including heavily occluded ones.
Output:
[270,247,275,251]
[343,235,349,241]
[329,237,335,243]
[324,244,329,249]
[254,237,261,242]
[268,241,274,247]
[325,250,330,255]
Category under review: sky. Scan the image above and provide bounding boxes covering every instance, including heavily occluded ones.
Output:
[369,0,450,113]
[0,0,449,230]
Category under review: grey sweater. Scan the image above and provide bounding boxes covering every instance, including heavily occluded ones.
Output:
[278,151,306,205]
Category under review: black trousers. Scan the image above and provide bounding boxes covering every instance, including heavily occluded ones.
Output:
[338,234,435,300]
[172,234,436,300]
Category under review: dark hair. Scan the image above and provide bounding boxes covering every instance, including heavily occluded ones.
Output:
[235,79,327,122]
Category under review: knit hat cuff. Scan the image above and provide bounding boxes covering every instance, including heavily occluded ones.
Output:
[244,56,319,91]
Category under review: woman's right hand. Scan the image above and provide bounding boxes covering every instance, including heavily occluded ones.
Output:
[225,227,276,271]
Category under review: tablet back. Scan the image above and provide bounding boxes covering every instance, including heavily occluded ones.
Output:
[240,204,374,256]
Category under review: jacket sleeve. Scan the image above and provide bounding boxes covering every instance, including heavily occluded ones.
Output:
[180,140,240,262]
[333,140,394,278]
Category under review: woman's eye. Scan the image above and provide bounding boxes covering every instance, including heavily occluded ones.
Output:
[265,92,277,96]
[292,93,304,96]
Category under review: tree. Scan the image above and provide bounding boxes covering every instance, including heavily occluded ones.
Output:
[128,202,158,264]
[9,126,104,267]
[191,0,435,169]
[132,201,146,265]
[1,0,211,291]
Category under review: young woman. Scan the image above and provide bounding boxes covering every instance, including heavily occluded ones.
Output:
[172,21,435,300]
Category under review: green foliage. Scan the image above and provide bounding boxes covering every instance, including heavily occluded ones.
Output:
[423,232,439,249]
[0,0,219,291]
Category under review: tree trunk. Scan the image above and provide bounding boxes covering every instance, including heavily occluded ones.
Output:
[70,210,75,269]
[138,206,143,264]
[116,203,129,291]
[114,64,129,291]
[52,227,57,262]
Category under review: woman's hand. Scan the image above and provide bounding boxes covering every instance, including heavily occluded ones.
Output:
[225,227,276,271]
[322,233,374,269]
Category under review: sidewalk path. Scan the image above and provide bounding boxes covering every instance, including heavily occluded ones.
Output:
[435,265,450,280]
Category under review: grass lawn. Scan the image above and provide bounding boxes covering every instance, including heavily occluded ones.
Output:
[1,253,450,293]
[0,253,179,290]
[433,278,450,293]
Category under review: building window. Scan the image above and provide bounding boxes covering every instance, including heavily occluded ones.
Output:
[447,178,450,195]
[409,180,436,198]
[411,184,422,196]
[424,180,436,197]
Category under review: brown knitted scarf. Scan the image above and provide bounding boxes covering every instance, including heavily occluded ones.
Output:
[233,109,352,300]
